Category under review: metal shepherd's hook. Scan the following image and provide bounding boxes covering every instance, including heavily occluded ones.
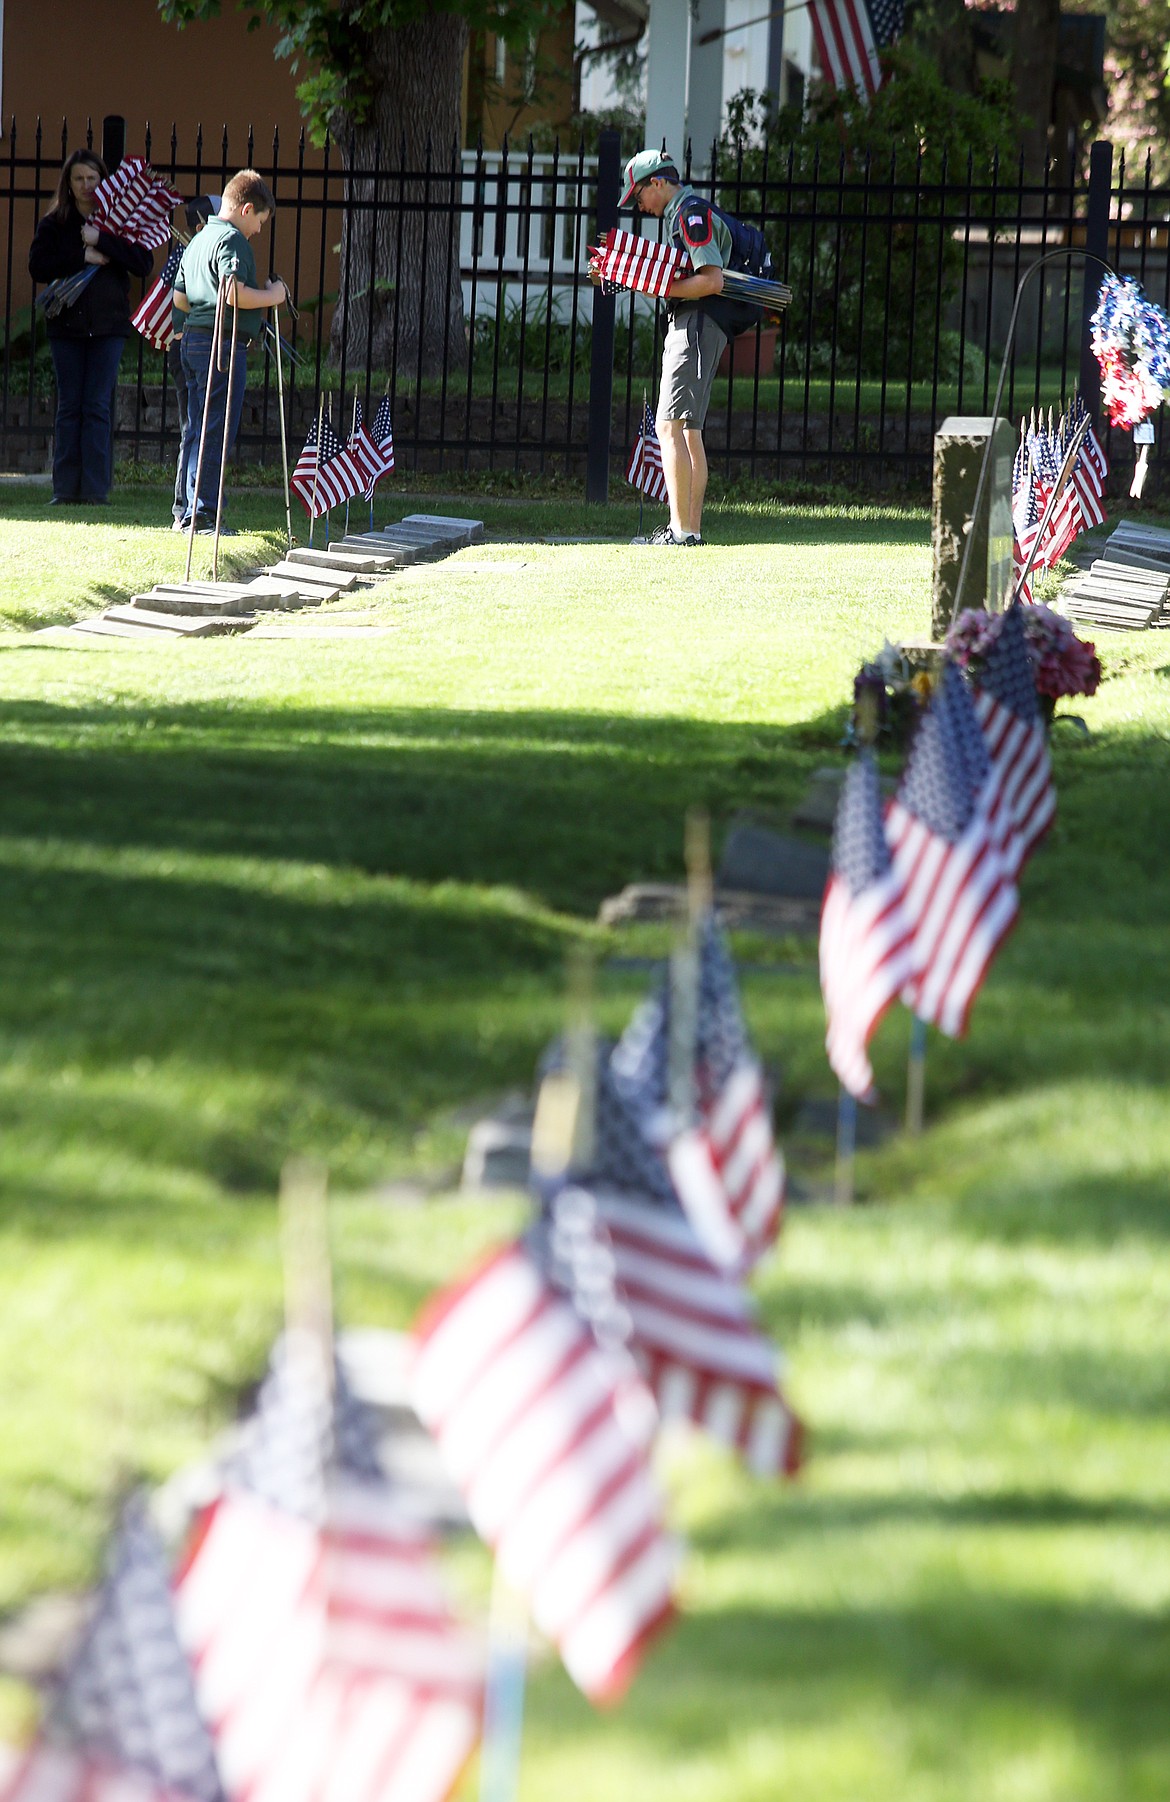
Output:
[185,278,227,583]
[212,273,242,584]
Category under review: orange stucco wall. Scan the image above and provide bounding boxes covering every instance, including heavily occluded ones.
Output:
[2,0,308,157]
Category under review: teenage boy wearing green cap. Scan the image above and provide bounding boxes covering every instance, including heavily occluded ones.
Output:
[608,147,731,547]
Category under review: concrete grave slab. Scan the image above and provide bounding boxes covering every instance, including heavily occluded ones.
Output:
[718,815,831,901]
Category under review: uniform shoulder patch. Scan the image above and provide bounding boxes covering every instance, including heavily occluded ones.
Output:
[680,204,713,248]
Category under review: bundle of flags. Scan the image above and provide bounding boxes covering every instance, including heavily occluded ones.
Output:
[591,227,791,312]
[37,156,182,318]
[626,401,667,504]
[290,397,395,519]
[820,610,1054,1099]
[1011,397,1109,600]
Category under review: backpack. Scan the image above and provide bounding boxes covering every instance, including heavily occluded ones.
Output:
[670,195,775,339]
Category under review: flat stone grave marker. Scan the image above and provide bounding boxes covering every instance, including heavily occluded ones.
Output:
[718,814,830,900]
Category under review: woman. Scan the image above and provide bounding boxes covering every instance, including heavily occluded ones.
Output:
[28,150,152,504]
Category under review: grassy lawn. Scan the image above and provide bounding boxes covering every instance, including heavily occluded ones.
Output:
[0,482,1168,1799]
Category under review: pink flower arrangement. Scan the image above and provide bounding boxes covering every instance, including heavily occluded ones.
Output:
[947,605,1101,702]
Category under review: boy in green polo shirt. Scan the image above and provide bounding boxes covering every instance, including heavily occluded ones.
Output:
[173,168,286,531]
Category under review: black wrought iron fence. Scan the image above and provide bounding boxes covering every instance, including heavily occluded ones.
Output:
[0,118,1164,495]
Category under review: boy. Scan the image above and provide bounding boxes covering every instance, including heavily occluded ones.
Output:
[173,169,286,532]
[600,148,731,547]
[168,194,219,530]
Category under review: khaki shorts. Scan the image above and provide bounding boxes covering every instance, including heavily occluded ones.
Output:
[658,309,727,428]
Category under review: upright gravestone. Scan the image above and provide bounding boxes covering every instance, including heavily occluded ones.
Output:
[931,415,1015,639]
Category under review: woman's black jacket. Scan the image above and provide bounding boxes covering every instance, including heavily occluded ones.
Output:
[28,209,152,339]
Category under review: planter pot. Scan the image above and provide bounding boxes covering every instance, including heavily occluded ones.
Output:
[718,324,777,379]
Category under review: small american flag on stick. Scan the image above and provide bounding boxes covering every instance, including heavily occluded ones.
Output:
[410,1237,677,1705]
[131,243,183,351]
[819,748,916,1102]
[175,1333,483,1802]
[887,662,1019,1038]
[969,602,1055,876]
[290,412,367,517]
[0,1496,226,1802]
[626,402,668,505]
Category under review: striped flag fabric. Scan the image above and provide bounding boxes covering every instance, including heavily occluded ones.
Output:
[810,0,903,98]
[1029,419,1079,567]
[819,748,916,1101]
[348,399,396,499]
[1063,393,1108,530]
[92,157,183,252]
[132,243,183,351]
[550,1047,802,1478]
[609,914,785,1276]
[886,662,1019,1038]
[175,1332,483,1802]
[290,413,366,517]
[594,228,685,299]
[0,1497,226,1802]
[1011,427,1039,601]
[969,602,1055,875]
[626,402,668,505]
[584,1186,803,1478]
[409,1238,678,1704]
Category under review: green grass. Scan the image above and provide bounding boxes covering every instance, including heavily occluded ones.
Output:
[0,485,1168,1797]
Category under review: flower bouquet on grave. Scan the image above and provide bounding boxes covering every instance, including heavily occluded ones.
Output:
[848,642,929,753]
[948,603,1101,727]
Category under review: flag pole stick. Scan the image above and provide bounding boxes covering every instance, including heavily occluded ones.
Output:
[638,385,647,538]
[308,392,325,548]
[668,807,710,1125]
[212,278,241,585]
[272,301,293,555]
[185,279,226,583]
[323,404,332,547]
[834,1087,857,1206]
[905,1014,927,1135]
[345,392,358,540]
[478,1564,529,1802]
[279,1155,334,1355]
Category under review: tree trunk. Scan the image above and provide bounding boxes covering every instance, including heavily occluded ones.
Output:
[329,13,468,378]
[1011,0,1061,182]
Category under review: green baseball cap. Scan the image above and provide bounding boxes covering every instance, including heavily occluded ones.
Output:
[619,148,677,207]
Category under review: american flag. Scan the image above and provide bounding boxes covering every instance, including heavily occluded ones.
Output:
[1011,426,1039,602]
[175,1332,483,1802]
[409,1237,677,1704]
[969,602,1055,875]
[92,157,183,252]
[609,914,786,1275]
[1063,393,1108,530]
[0,1497,225,1802]
[348,399,396,500]
[1029,417,1079,567]
[550,1043,802,1478]
[594,228,685,299]
[819,749,916,1101]
[132,243,183,351]
[886,661,1019,1038]
[290,412,366,517]
[810,0,903,98]
[626,403,668,505]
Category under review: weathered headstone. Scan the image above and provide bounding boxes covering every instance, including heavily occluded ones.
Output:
[717,816,830,900]
[931,415,1015,638]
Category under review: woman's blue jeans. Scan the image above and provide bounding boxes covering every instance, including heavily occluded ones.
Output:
[48,334,125,501]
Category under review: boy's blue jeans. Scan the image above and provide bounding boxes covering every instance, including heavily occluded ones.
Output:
[49,334,125,501]
[180,328,247,523]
